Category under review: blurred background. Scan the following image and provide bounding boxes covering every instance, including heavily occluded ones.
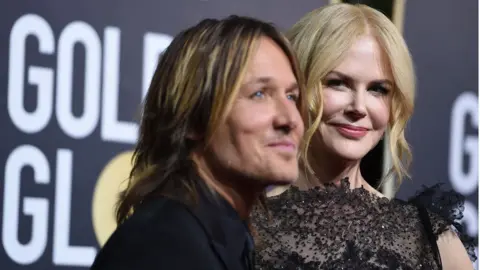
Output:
[0,0,477,269]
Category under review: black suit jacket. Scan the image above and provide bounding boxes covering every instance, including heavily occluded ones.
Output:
[90,183,254,270]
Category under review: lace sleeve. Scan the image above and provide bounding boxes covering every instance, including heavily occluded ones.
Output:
[407,184,477,262]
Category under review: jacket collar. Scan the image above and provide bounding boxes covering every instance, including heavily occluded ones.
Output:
[190,181,253,270]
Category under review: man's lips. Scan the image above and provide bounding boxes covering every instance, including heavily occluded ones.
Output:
[267,140,297,152]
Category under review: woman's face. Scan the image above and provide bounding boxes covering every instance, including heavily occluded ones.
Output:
[319,35,393,161]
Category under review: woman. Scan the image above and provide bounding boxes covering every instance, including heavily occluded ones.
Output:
[253,4,476,270]
[90,15,307,270]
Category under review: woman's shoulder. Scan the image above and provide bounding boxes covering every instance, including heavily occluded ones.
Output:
[252,178,403,249]
[259,178,394,213]
[261,179,473,231]
[250,180,420,268]
[399,184,477,262]
[252,179,477,268]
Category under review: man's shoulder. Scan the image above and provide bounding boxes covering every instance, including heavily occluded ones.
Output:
[91,197,221,270]
[112,197,206,243]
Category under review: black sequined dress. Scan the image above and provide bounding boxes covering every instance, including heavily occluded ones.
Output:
[252,178,476,270]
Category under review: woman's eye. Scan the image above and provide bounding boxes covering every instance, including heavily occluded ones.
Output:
[369,85,390,95]
[325,79,345,88]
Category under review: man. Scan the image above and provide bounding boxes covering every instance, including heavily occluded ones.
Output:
[90,15,306,270]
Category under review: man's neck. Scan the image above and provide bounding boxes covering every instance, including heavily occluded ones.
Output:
[192,156,260,220]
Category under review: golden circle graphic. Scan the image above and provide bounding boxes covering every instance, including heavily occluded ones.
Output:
[92,151,133,247]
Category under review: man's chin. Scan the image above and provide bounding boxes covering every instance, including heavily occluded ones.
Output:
[240,167,298,188]
[263,173,298,187]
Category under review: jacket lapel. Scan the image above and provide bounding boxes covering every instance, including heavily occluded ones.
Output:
[210,216,247,270]
[190,187,248,270]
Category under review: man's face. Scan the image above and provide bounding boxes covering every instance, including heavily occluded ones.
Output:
[205,37,304,186]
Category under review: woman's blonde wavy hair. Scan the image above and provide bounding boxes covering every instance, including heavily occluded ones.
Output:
[288,3,415,187]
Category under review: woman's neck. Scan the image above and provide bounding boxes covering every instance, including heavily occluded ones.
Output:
[295,149,384,197]
[309,156,364,189]
[294,139,365,189]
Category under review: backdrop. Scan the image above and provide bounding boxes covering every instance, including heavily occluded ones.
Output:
[0,0,477,269]
[396,0,478,256]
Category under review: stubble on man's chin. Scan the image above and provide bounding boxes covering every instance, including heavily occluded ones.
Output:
[256,171,299,188]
